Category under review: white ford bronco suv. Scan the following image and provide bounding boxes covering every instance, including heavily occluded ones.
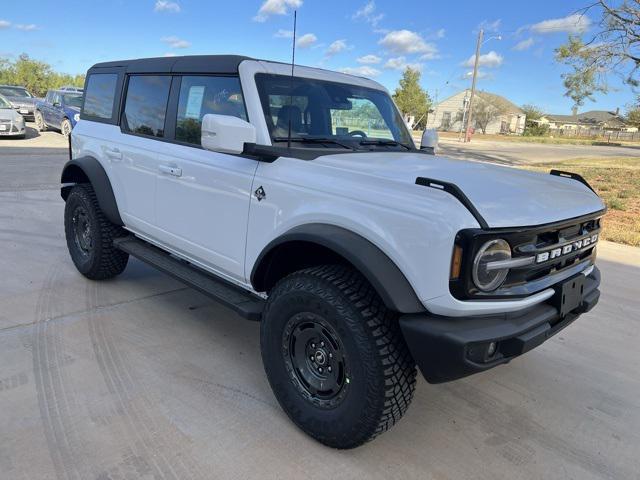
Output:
[61,55,605,449]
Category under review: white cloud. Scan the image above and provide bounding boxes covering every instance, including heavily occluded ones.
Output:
[163,52,177,57]
[463,50,503,68]
[353,1,384,27]
[0,20,11,29]
[461,70,491,80]
[478,19,502,32]
[339,66,381,77]
[15,24,38,31]
[513,37,535,51]
[296,33,317,48]
[161,36,191,49]
[434,28,445,39]
[384,56,422,71]
[531,14,591,34]
[357,54,381,64]
[274,29,294,38]
[378,30,439,58]
[254,0,302,22]
[325,39,349,57]
[154,1,181,13]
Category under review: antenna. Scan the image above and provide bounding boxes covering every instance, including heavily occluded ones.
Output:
[287,10,297,150]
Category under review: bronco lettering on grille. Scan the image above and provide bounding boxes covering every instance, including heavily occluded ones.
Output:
[535,233,599,264]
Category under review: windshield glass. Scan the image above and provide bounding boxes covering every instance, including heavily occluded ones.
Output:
[0,95,11,109]
[62,93,83,108]
[0,86,32,98]
[255,73,414,149]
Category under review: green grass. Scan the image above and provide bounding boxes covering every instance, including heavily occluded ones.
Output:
[522,157,640,247]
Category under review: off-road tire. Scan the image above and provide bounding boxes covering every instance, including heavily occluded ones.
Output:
[61,118,72,137]
[64,184,129,279]
[261,265,417,449]
[35,110,47,132]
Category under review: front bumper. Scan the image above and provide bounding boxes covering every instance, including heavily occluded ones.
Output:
[399,266,600,383]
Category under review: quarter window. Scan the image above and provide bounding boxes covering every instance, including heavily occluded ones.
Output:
[123,75,171,138]
[83,73,118,120]
[176,76,247,145]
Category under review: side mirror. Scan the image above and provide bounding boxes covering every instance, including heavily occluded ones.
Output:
[420,128,439,155]
[201,114,256,154]
[53,102,61,107]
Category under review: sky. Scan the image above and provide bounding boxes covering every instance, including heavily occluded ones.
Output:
[1,0,636,114]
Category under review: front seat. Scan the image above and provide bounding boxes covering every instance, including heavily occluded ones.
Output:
[274,105,303,137]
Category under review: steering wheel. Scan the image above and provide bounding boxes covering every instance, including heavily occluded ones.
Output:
[348,130,368,138]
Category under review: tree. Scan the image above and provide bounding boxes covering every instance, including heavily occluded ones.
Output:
[0,54,85,97]
[392,67,431,129]
[555,1,640,109]
[520,104,549,136]
[472,94,509,134]
[626,99,640,128]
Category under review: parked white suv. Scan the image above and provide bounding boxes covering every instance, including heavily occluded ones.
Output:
[61,55,605,448]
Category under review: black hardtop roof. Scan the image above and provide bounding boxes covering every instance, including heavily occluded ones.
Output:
[88,55,254,74]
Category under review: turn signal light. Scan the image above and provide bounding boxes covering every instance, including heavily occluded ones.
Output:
[450,245,463,280]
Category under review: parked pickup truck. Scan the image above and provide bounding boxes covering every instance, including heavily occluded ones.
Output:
[61,55,605,449]
[35,89,83,136]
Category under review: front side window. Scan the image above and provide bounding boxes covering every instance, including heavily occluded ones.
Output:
[255,73,414,150]
[123,75,171,138]
[176,75,247,145]
[83,73,118,120]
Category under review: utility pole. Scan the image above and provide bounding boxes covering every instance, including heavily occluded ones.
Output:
[465,28,483,142]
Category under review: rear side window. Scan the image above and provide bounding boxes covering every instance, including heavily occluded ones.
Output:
[83,73,118,120]
[122,75,171,138]
[175,76,247,145]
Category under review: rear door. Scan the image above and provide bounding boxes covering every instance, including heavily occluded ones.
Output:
[41,91,56,125]
[153,75,258,281]
[110,74,173,233]
[50,92,64,129]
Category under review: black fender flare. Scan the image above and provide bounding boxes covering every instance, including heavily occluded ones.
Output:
[251,224,426,313]
[60,156,123,226]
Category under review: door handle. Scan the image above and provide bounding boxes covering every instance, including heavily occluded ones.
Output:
[105,148,122,160]
[159,164,182,177]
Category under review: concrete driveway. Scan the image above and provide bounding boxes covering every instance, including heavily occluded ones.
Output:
[1,136,639,479]
[437,137,640,165]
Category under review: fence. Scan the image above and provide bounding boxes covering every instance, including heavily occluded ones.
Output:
[552,128,640,142]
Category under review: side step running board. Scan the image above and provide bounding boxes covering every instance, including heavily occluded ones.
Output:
[114,237,265,321]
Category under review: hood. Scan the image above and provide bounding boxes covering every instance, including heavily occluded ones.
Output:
[0,108,23,122]
[312,151,605,228]
[5,96,37,107]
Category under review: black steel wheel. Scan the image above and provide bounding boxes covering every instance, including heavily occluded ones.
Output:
[64,184,129,279]
[261,265,417,449]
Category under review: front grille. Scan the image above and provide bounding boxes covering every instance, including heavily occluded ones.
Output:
[451,212,604,300]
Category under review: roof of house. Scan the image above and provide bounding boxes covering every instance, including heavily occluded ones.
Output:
[544,110,626,127]
[436,89,523,114]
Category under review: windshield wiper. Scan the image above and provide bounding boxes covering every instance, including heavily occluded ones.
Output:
[272,136,356,150]
[359,139,412,150]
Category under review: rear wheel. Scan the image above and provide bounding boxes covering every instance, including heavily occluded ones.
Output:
[34,110,47,132]
[64,184,129,279]
[61,118,72,137]
[261,265,417,449]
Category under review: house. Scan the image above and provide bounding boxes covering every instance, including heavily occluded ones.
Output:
[539,109,637,132]
[426,89,526,135]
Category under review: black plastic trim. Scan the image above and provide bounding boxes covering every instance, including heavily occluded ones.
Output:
[550,169,596,193]
[250,224,425,313]
[60,156,123,225]
[415,177,489,229]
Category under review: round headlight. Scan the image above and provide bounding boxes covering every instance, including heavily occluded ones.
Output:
[74,113,80,122]
[472,239,511,292]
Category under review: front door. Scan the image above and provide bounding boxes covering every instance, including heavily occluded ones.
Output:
[154,75,257,282]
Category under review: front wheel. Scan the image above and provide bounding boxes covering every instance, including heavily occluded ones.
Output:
[261,265,417,449]
[61,118,72,137]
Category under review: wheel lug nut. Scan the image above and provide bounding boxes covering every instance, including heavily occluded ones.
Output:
[328,366,332,372]
[311,343,315,348]
[318,367,323,373]
[329,353,333,358]
[310,355,314,361]
[320,342,324,347]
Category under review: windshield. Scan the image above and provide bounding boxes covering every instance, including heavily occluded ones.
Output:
[0,86,32,98]
[255,73,414,150]
[0,95,11,109]
[62,93,83,108]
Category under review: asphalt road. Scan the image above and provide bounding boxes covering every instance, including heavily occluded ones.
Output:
[1,132,640,479]
[437,137,640,165]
